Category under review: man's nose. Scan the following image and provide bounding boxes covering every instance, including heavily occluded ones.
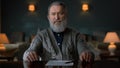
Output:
[55,14,60,20]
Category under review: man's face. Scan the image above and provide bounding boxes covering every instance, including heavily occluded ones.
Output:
[48,5,67,32]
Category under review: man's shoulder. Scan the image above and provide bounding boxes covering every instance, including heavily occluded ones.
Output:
[40,28,48,33]
[37,28,51,35]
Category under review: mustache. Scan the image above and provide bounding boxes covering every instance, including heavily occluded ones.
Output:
[54,20,62,22]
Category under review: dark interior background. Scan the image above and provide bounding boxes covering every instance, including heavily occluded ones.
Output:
[1,0,120,41]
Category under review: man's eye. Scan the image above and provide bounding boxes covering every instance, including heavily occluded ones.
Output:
[59,12,64,15]
[51,13,56,15]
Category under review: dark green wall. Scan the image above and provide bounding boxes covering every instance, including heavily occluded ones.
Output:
[1,0,120,38]
[0,0,1,32]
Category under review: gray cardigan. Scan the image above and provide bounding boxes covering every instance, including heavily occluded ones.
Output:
[24,27,90,61]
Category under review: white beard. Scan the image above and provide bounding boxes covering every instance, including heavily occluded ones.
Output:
[49,20,67,32]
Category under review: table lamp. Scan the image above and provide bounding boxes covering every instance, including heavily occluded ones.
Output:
[0,33,9,51]
[103,32,120,55]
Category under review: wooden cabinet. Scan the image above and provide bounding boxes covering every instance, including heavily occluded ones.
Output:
[100,51,120,62]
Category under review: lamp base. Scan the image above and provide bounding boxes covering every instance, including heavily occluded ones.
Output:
[108,43,116,56]
[0,44,6,51]
[109,52,115,56]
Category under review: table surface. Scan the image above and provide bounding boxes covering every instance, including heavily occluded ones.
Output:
[100,52,120,58]
[100,51,120,62]
[0,60,92,68]
[0,60,120,68]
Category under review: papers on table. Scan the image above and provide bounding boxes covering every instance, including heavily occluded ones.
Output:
[46,60,74,66]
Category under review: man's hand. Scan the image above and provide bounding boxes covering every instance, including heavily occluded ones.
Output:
[79,51,92,62]
[23,51,39,62]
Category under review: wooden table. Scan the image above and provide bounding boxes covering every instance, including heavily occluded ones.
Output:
[0,61,92,68]
[0,56,14,61]
[100,51,120,62]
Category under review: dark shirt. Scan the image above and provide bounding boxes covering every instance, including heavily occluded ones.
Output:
[53,31,64,51]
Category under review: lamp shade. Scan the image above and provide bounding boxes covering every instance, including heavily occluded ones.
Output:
[0,33,9,44]
[103,32,120,43]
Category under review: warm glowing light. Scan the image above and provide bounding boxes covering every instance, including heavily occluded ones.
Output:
[0,33,9,44]
[0,33,8,51]
[104,32,120,43]
[28,4,35,12]
[104,32,120,55]
[108,42,116,55]
[0,44,6,51]
[82,3,89,12]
